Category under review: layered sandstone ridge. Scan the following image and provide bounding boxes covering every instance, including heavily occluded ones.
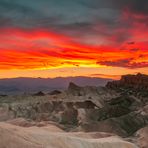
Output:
[106,73,148,94]
[0,122,137,148]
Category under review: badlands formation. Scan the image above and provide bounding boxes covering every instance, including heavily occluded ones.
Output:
[0,73,148,148]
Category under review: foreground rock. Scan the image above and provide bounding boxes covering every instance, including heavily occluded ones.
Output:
[0,122,137,148]
[135,126,148,148]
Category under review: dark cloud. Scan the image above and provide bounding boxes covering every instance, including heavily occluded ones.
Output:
[97,59,148,69]
[0,0,119,27]
[99,0,148,15]
[0,0,147,46]
[0,0,43,27]
[117,0,148,15]
[76,0,148,14]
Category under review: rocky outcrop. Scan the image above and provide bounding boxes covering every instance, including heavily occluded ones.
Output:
[67,82,113,97]
[0,86,147,137]
[106,73,148,97]
[33,91,45,96]
[0,100,98,125]
[68,82,82,96]
[78,111,147,137]
[49,90,62,95]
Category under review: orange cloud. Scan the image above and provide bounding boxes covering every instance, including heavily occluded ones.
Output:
[0,28,148,70]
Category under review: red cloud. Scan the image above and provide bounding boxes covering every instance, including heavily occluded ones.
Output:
[0,27,148,70]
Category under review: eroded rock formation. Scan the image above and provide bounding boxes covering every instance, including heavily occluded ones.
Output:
[0,73,148,147]
[0,122,138,148]
[106,73,148,97]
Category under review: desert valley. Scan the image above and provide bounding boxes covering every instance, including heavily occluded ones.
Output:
[0,73,147,148]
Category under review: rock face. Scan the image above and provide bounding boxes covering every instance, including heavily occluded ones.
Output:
[68,82,82,96]
[78,111,147,137]
[67,82,111,97]
[106,73,148,97]
[0,122,137,148]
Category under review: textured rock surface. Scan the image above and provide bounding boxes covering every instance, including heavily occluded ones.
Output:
[0,122,138,148]
[33,91,45,96]
[136,126,148,148]
[106,73,148,91]
[49,90,62,95]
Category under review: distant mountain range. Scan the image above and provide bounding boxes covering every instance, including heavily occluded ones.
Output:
[0,77,112,95]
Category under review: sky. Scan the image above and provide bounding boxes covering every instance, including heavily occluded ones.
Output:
[0,0,148,79]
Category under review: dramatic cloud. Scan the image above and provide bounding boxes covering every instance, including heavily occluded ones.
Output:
[0,0,147,76]
[0,28,147,70]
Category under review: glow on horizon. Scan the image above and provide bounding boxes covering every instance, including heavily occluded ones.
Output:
[0,66,148,80]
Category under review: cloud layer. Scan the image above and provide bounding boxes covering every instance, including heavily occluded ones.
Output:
[0,0,148,71]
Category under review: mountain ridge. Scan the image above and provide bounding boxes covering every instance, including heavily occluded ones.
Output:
[0,76,112,94]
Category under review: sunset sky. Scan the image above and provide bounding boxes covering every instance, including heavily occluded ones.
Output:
[0,0,148,79]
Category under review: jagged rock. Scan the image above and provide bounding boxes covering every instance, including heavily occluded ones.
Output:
[76,105,130,125]
[107,95,134,107]
[74,100,98,109]
[49,90,62,95]
[112,112,147,136]
[67,82,82,96]
[0,94,147,137]
[5,100,98,125]
[106,73,148,96]
[78,111,147,137]
[7,101,54,121]
[33,91,45,96]
[97,105,130,121]
[67,82,104,96]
